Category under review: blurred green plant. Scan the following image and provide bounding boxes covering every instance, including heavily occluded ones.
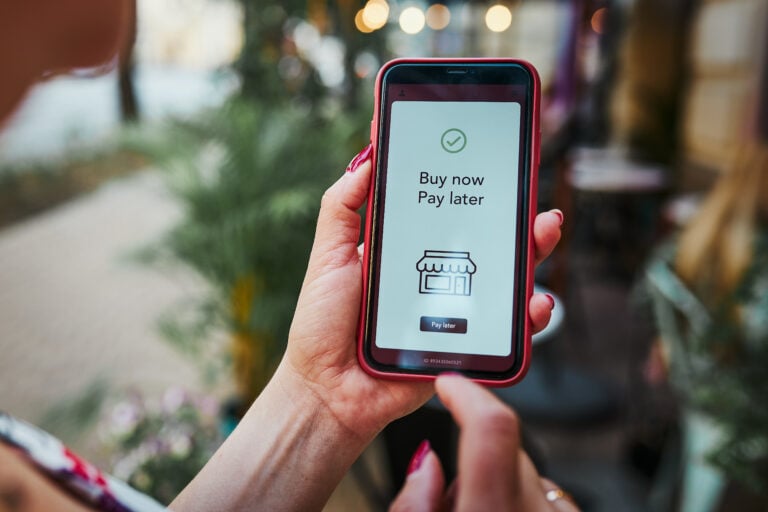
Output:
[39,379,110,448]
[132,99,367,404]
[99,388,222,505]
[126,0,379,409]
[642,237,768,494]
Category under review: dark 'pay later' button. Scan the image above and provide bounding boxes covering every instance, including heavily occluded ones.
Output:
[420,316,468,334]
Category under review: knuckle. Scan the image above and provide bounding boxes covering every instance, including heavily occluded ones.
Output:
[320,187,336,210]
[479,404,519,439]
[388,497,417,512]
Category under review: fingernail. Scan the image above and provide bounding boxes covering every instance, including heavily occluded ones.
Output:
[406,440,431,476]
[549,209,564,226]
[346,143,372,173]
[545,293,556,310]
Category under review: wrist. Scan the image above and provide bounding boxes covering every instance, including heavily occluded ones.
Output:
[269,361,374,449]
[171,364,368,512]
[247,364,370,510]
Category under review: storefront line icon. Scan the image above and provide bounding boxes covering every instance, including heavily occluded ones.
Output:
[416,250,476,296]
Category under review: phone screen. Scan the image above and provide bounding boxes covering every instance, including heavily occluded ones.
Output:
[363,62,537,380]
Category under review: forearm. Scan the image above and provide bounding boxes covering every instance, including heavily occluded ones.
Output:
[170,365,369,512]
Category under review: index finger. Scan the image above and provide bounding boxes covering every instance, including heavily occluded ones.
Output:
[307,155,372,275]
[435,374,523,510]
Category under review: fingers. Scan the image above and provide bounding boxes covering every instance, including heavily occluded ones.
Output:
[435,374,523,510]
[529,209,562,335]
[540,478,581,511]
[534,209,563,266]
[290,152,371,352]
[435,375,579,511]
[529,292,554,334]
[307,154,372,274]
[389,447,446,512]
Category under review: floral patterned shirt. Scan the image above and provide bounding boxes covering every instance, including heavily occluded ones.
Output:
[0,412,167,512]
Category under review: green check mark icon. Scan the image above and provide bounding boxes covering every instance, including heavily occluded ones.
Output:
[441,128,467,153]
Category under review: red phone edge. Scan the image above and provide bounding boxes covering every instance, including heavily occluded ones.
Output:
[356,57,542,387]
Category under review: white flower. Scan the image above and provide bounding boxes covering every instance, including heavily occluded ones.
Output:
[109,402,142,437]
[162,388,188,413]
[169,433,192,458]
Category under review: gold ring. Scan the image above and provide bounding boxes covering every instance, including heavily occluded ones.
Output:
[545,488,571,502]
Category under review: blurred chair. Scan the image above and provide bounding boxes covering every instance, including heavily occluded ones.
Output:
[644,258,727,512]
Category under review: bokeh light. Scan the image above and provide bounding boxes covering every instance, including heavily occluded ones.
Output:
[362,0,389,31]
[425,4,451,31]
[485,4,513,33]
[591,7,607,34]
[355,9,374,33]
[399,6,426,34]
[354,51,379,79]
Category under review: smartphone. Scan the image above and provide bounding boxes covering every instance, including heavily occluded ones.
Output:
[357,58,541,386]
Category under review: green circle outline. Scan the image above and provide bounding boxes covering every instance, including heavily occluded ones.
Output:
[440,128,467,153]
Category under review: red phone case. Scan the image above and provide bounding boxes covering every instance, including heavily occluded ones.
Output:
[357,58,541,386]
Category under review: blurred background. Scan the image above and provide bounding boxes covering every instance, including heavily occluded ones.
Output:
[0,0,766,510]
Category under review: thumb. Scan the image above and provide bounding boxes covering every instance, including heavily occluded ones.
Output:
[307,147,372,275]
[389,444,445,512]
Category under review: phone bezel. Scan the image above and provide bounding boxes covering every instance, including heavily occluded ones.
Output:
[357,58,541,386]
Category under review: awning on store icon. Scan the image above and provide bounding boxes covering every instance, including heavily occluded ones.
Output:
[416,250,476,296]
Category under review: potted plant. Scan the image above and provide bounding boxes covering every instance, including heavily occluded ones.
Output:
[136,99,365,407]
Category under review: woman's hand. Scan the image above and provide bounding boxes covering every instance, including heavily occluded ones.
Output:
[389,374,580,512]
[172,148,563,512]
[277,146,564,443]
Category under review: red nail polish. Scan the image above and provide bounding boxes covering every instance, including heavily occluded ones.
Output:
[346,143,372,173]
[545,293,556,310]
[406,440,431,475]
[550,209,564,226]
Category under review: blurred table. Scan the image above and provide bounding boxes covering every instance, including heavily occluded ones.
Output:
[568,147,667,193]
[564,146,670,280]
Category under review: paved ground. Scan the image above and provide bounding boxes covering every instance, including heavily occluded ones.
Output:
[0,171,211,433]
